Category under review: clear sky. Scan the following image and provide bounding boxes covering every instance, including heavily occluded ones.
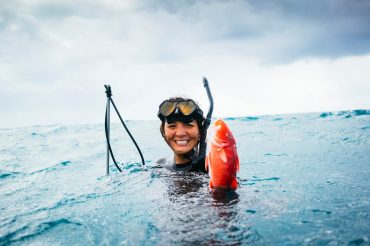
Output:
[1,0,370,128]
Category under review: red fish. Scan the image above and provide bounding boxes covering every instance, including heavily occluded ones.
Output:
[205,119,239,190]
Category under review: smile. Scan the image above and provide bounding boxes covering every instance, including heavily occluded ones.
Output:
[175,140,189,146]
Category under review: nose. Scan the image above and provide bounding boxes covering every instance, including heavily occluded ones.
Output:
[175,123,186,136]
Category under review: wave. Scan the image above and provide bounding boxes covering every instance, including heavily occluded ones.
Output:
[31,124,68,136]
[222,109,369,123]
[0,171,21,180]
[319,109,370,118]
[0,218,84,245]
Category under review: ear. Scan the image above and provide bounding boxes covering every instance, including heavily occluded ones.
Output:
[160,124,171,146]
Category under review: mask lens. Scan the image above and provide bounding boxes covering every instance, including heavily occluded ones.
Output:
[160,101,177,116]
[178,100,196,115]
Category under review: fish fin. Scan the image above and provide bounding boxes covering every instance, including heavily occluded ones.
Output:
[231,177,238,190]
[209,180,214,189]
[205,155,209,171]
[220,149,227,163]
[235,153,240,172]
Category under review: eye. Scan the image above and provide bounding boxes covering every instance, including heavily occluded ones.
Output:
[185,122,197,128]
[166,124,176,129]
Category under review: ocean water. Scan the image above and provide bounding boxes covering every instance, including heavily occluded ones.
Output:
[1,110,369,245]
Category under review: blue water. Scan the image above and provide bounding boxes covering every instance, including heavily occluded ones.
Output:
[1,110,369,245]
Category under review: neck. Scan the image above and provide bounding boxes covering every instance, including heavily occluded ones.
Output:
[174,154,190,164]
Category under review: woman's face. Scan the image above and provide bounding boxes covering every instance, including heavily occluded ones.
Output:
[164,120,200,157]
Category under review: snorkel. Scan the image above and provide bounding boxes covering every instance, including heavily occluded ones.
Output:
[191,77,214,165]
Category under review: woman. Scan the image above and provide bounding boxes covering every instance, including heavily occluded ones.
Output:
[156,97,207,172]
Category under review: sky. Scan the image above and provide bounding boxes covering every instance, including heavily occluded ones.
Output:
[1,0,370,128]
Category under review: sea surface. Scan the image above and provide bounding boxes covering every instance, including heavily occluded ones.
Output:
[1,110,369,245]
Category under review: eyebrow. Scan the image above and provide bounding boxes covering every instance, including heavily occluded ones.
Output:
[185,122,196,125]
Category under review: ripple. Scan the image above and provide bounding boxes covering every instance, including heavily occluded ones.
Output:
[337,109,370,118]
[264,153,287,157]
[320,112,333,118]
[352,110,370,116]
[0,171,21,180]
[250,177,281,182]
[349,237,369,245]
[246,209,257,214]
[242,116,259,121]
[28,161,75,175]
[59,161,72,166]
[312,209,332,215]
[0,218,84,245]
[31,132,46,137]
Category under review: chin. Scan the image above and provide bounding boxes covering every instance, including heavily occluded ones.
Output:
[174,148,193,155]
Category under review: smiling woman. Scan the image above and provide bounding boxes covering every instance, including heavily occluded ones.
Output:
[156,97,207,172]
[164,120,200,162]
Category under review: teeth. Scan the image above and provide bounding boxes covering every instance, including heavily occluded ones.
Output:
[176,140,188,146]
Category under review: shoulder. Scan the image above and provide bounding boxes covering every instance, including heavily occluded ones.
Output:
[155,157,175,170]
[155,157,169,166]
[189,157,207,173]
[154,157,207,173]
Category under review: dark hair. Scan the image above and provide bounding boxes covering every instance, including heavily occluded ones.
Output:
[159,97,204,138]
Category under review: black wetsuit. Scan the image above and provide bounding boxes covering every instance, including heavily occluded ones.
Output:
[155,157,207,173]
